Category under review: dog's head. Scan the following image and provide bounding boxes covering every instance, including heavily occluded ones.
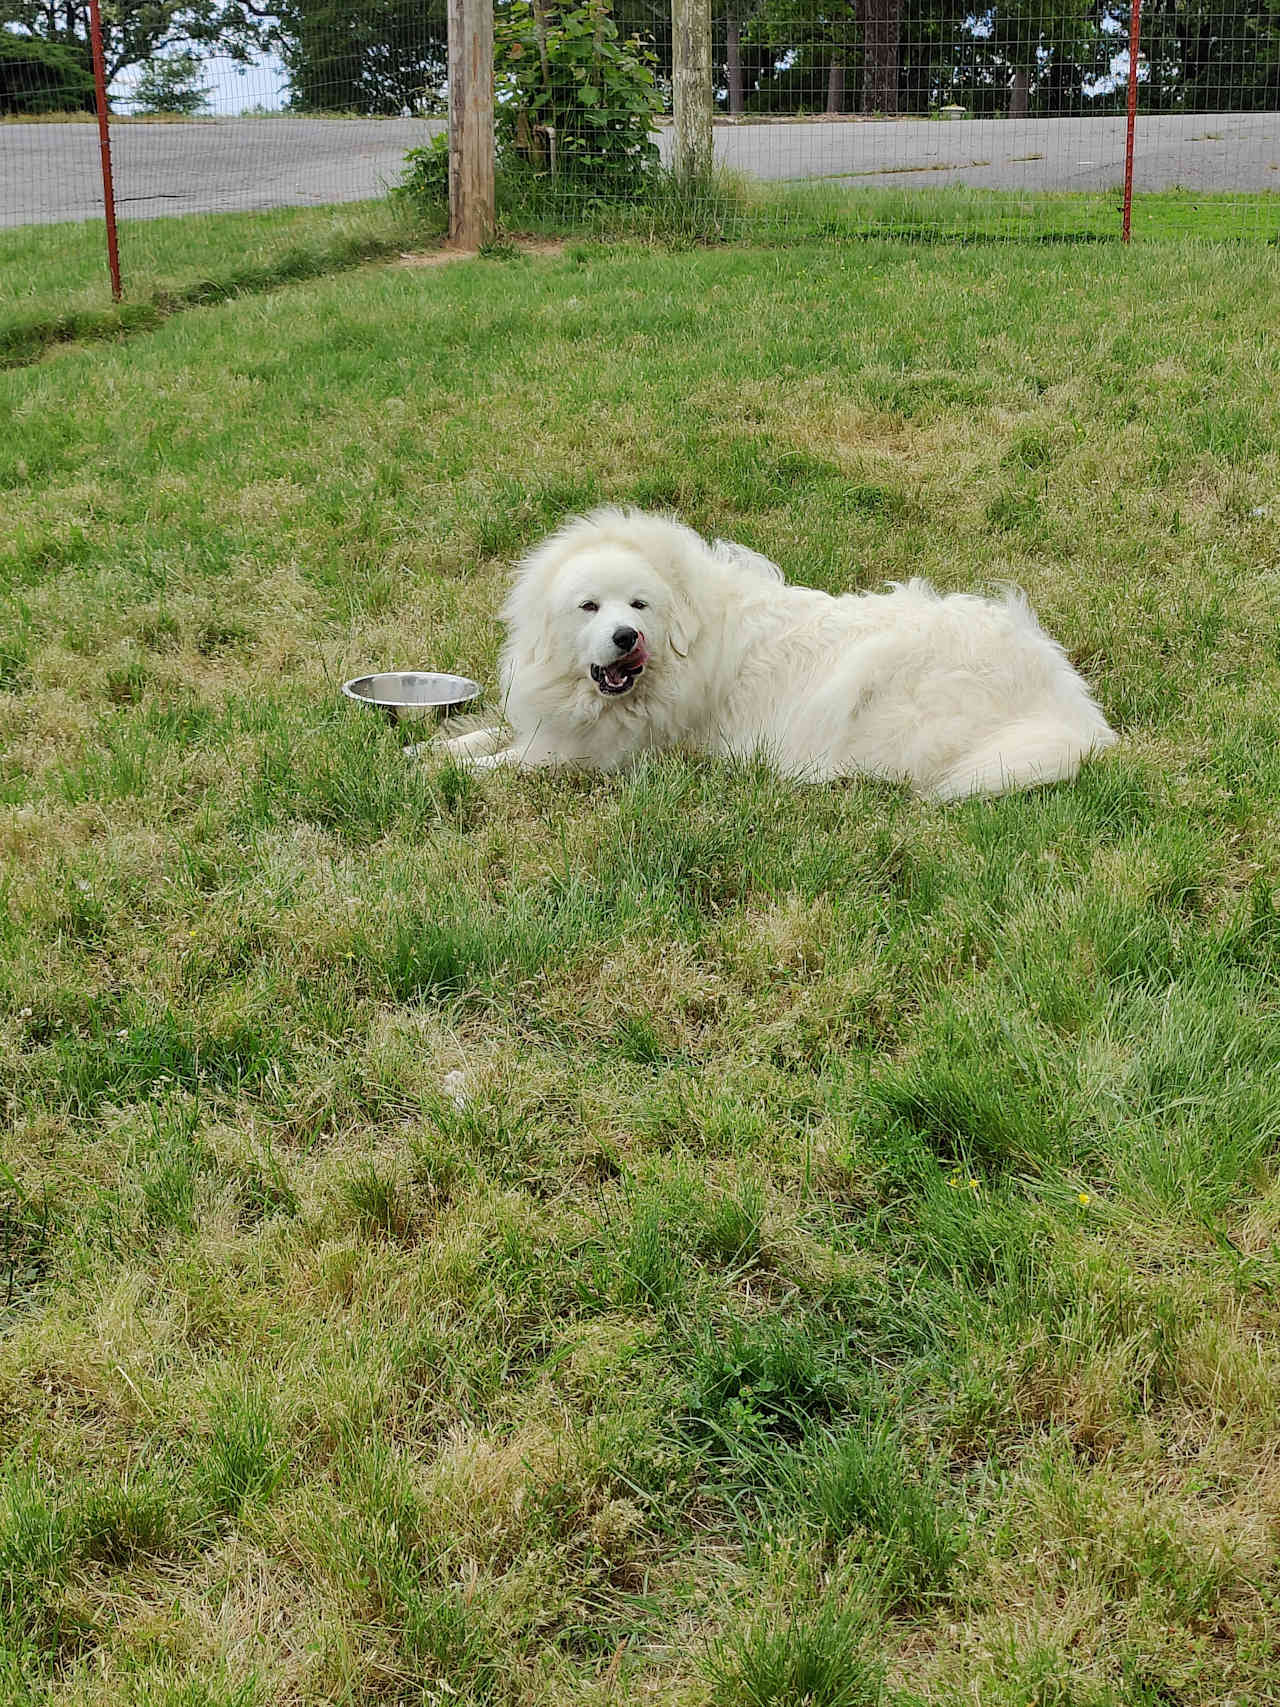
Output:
[500,510,705,710]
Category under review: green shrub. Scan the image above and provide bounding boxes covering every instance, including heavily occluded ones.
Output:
[130,51,211,117]
[0,32,94,114]
[495,0,661,194]
[397,130,450,217]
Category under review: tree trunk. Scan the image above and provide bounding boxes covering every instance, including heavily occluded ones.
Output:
[726,10,743,115]
[855,0,902,116]
[672,0,713,177]
[826,54,844,114]
[530,0,551,91]
[1009,65,1029,118]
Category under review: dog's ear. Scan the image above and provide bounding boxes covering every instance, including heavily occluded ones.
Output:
[668,590,701,659]
[500,545,562,676]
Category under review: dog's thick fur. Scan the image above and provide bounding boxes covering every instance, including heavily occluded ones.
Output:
[439,509,1116,800]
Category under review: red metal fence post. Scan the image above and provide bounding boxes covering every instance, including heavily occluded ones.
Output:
[87,0,123,299]
[1122,0,1142,243]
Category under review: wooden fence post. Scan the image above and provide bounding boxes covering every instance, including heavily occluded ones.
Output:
[448,0,495,247]
[671,0,713,180]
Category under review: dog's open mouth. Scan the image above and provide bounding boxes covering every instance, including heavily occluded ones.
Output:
[591,639,648,697]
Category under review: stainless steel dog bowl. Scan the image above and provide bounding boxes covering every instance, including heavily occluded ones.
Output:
[341,670,482,725]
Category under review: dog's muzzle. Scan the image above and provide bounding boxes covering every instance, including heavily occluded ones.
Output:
[591,634,648,697]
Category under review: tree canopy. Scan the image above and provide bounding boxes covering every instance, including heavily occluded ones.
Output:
[132,48,212,113]
[617,0,1279,117]
[0,28,94,111]
[4,0,1274,126]
[273,0,448,115]
[0,0,266,87]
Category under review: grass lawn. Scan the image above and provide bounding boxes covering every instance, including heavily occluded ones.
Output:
[6,180,1277,366]
[4,231,1280,1706]
[0,201,429,367]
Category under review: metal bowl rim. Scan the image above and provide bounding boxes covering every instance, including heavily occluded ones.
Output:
[341,670,483,709]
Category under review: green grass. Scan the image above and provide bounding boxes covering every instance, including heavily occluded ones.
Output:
[0,200,434,366]
[795,183,1280,243]
[6,176,1277,367]
[508,175,1280,247]
[4,229,1280,1704]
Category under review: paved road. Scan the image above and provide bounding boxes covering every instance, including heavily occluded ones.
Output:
[4,110,1277,228]
[3,116,444,228]
[703,111,1280,194]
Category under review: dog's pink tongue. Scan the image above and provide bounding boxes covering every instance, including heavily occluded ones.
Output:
[619,635,648,670]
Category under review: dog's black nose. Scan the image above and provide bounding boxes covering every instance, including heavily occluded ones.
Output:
[612,626,639,654]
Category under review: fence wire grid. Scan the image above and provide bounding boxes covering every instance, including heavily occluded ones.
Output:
[3,0,1279,307]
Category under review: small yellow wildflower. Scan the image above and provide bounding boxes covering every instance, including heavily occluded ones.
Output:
[968,1178,979,1191]
[1077,1192,1091,1206]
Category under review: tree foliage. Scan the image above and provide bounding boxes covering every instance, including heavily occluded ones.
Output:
[131,48,211,112]
[1141,0,1280,112]
[938,0,1116,117]
[5,0,1274,139]
[653,0,1280,117]
[0,0,266,86]
[0,27,94,111]
[495,0,662,188]
[274,0,447,115]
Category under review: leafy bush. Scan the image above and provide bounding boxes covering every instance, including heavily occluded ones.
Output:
[495,0,661,193]
[278,0,447,116]
[0,32,95,114]
[397,130,450,217]
[130,52,211,117]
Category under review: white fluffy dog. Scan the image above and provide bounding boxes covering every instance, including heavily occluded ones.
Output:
[438,509,1116,801]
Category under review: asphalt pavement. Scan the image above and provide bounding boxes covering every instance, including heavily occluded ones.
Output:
[4,110,1277,228]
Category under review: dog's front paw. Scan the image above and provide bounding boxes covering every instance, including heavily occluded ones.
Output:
[434,724,507,759]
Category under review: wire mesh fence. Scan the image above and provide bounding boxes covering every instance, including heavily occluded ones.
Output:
[518,0,1280,241]
[4,0,1279,314]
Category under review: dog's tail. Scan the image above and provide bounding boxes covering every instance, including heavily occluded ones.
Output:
[929,716,1118,803]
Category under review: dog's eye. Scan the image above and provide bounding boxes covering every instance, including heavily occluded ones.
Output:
[580,600,599,613]
[630,599,647,611]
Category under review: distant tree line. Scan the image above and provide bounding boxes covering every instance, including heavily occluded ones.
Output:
[2,0,1277,119]
[702,0,1280,118]
[1,0,263,112]
[1,29,93,111]
[274,0,448,114]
